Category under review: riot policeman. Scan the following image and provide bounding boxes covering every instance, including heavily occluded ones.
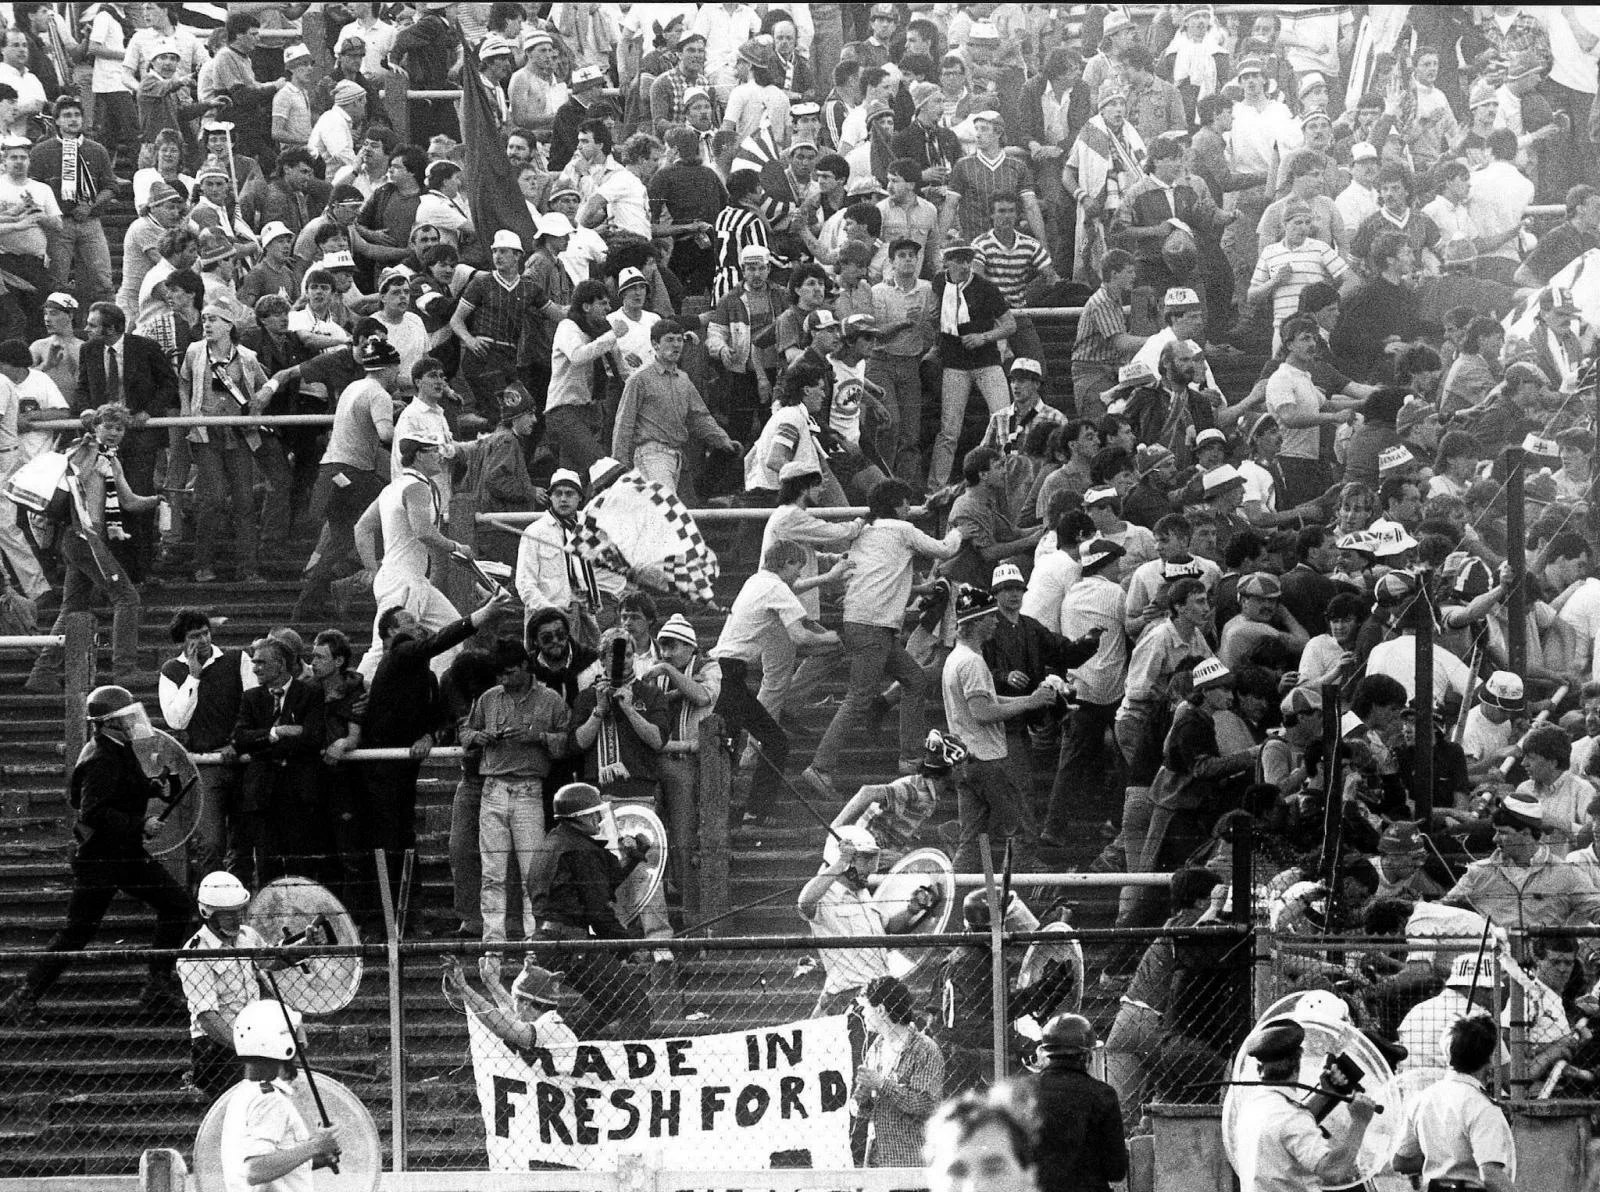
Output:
[1231,1019,1377,1191]
[0,686,191,1024]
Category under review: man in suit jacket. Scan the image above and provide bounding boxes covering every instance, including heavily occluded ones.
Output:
[232,636,328,887]
[80,302,177,581]
[1017,48,1091,279]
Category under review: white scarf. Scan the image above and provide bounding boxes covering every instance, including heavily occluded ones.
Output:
[1163,27,1225,99]
[939,276,971,336]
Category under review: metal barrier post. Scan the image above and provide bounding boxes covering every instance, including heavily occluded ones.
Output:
[376,848,407,1172]
[697,714,730,923]
[1504,447,1527,675]
[979,835,1006,1083]
[63,611,95,776]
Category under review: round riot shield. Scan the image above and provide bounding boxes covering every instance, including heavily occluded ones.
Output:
[138,727,201,858]
[611,803,667,926]
[245,878,364,1015]
[1222,992,1407,1189]
[872,847,955,979]
[194,1073,380,1192]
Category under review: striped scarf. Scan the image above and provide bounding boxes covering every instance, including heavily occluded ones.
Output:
[60,137,96,206]
[558,513,599,611]
[656,660,698,745]
[597,682,629,785]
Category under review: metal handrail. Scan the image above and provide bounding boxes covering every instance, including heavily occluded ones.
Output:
[33,414,335,430]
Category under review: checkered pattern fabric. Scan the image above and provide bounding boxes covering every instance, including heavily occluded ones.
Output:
[566,471,721,606]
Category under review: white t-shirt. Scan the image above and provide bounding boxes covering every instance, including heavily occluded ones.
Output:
[15,367,67,463]
[595,169,652,239]
[377,311,427,380]
[1266,359,1325,461]
[1239,457,1277,512]
[90,10,132,94]
[286,305,351,346]
[415,192,472,245]
[711,569,808,665]
[335,20,396,78]
[1461,705,1517,763]
[220,1079,314,1192]
[1558,577,1600,681]
[942,640,1006,762]
[746,405,822,493]
[612,309,660,379]
[0,176,59,258]
[1540,7,1600,94]
[1364,636,1469,706]
[827,355,867,446]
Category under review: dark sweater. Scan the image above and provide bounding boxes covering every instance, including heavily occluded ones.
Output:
[364,616,478,747]
[160,647,246,752]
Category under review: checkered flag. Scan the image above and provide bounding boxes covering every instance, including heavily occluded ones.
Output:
[566,472,721,607]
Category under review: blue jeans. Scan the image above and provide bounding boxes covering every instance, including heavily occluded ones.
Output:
[811,622,926,776]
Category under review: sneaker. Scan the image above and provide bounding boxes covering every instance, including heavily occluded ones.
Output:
[192,567,217,583]
[800,766,836,800]
[22,673,62,695]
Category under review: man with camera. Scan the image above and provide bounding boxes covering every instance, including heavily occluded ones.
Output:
[569,626,671,806]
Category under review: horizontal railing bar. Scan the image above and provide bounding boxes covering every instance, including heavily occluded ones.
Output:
[33,414,335,430]
[0,634,62,647]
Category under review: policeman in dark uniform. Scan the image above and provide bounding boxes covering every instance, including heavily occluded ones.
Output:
[1029,1014,1129,1192]
[0,686,192,1024]
[937,890,1079,1092]
[526,782,652,1038]
[1231,1019,1377,1191]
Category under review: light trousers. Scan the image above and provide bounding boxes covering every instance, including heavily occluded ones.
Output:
[479,775,544,947]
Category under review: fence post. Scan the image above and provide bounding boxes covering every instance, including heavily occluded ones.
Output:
[376,849,406,1172]
[1228,816,1257,1037]
[978,835,1006,1083]
[62,612,95,777]
[1503,447,1527,675]
[697,715,730,926]
[1506,931,1527,1101]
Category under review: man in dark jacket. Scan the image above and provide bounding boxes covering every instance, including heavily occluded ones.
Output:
[527,782,651,1037]
[1028,1013,1129,1192]
[364,587,516,907]
[232,636,327,886]
[0,686,191,1024]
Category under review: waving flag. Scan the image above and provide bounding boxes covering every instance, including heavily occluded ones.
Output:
[566,471,721,608]
[459,30,537,262]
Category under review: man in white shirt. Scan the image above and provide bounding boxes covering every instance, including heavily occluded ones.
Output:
[86,2,137,167]
[1334,142,1380,255]
[0,342,47,601]
[692,2,762,102]
[1224,56,1298,312]
[308,82,365,174]
[580,132,662,240]
[0,30,45,138]
[1469,128,1536,286]
[0,135,61,342]
[709,538,841,785]
[942,584,1057,870]
[1394,1014,1517,1192]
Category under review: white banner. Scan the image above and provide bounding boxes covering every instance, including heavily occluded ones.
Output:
[466,1011,856,1172]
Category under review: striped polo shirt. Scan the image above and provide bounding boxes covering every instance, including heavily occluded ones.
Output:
[1251,237,1348,335]
[1071,285,1128,368]
[972,228,1053,309]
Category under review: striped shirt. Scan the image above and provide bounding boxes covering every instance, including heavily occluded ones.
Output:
[459,271,546,352]
[947,151,1036,242]
[972,228,1053,308]
[1250,237,1348,335]
[1071,285,1128,368]
[712,206,768,304]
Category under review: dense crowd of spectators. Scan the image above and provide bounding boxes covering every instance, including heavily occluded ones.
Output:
[10,1,1600,1159]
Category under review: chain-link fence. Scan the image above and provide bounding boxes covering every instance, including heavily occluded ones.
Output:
[0,918,1255,1177]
